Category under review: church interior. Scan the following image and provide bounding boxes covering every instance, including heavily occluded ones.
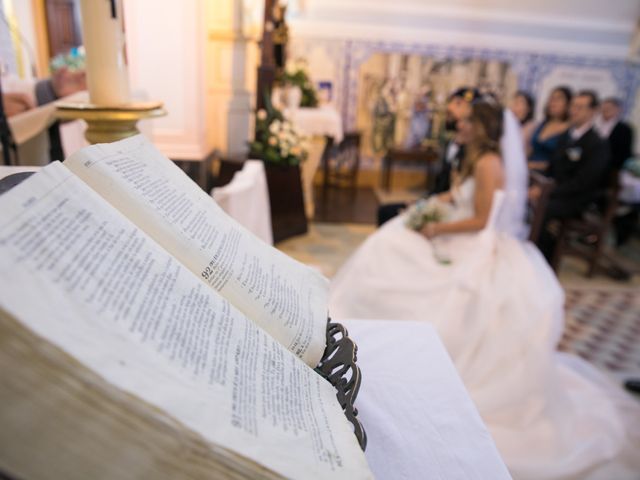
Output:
[1,1,640,479]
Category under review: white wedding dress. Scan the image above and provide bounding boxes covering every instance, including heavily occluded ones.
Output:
[329,177,640,480]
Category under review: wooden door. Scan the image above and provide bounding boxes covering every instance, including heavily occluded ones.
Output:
[45,0,82,57]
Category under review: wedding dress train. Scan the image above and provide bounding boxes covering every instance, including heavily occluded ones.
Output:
[329,179,640,480]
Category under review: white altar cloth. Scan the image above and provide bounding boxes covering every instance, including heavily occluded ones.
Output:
[284,106,344,143]
[341,319,512,480]
[284,106,343,218]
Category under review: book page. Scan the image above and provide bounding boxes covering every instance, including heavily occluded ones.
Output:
[0,163,372,480]
[64,135,327,367]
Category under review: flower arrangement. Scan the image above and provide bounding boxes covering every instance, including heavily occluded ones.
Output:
[250,104,309,166]
[279,59,318,108]
[404,197,450,231]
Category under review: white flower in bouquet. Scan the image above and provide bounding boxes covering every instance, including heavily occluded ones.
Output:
[405,197,450,231]
[257,109,267,121]
[269,120,281,134]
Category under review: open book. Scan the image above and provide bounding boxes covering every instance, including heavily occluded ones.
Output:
[0,135,372,479]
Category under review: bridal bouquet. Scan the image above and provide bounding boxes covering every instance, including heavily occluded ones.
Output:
[404,197,450,231]
[405,198,453,265]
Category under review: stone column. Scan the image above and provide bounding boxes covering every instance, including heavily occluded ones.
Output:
[206,0,260,158]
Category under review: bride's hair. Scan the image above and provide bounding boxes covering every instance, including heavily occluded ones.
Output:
[461,101,503,180]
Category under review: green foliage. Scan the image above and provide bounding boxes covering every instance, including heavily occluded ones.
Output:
[280,69,318,108]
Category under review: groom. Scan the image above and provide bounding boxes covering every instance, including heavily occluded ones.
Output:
[534,91,610,261]
[433,88,481,193]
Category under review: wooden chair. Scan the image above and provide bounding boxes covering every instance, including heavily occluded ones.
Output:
[550,171,621,277]
[322,132,361,190]
[527,171,555,244]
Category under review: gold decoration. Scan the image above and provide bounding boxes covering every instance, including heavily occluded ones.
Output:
[55,101,166,144]
[464,90,475,103]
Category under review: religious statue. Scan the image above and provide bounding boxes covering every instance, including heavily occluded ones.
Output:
[272,3,289,72]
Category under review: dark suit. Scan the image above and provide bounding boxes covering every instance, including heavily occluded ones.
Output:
[35,79,64,162]
[433,141,465,194]
[537,127,610,260]
[546,128,610,217]
[607,121,633,170]
[607,121,636,245]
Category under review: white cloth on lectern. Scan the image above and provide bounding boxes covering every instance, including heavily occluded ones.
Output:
[342,319,512,480]
[211,160,273,245]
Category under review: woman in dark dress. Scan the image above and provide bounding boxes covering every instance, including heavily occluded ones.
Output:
[529,86,572,171]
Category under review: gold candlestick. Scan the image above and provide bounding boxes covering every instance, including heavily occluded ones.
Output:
[55,101,166,144]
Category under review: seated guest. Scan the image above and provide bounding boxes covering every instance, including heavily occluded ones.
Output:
[529,86,572,170]
[595,97,636,245]
[509,90,536,150]
[377,88,480,226]
[2,67,86,161]
[535,90,610,261]
[595,97,634,170]
[1,92,34,117]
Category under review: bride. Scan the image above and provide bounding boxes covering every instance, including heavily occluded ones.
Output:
[329,100,640,479]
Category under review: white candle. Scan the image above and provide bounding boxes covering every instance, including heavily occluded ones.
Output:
[79,0,130,105]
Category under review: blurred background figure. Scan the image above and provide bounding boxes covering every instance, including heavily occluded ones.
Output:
[509,90,536,150]
[534,90,609,261]
[529,86,572,170]
[1,65,86,162]
[595,97,633,170]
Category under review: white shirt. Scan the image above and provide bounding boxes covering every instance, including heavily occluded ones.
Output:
[594,115,618,139]
[445,142,460,163]
[570,122,592,142]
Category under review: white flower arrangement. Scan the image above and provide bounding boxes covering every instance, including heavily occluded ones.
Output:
[250,106,309,166]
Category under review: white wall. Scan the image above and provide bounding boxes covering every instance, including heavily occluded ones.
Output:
[290,0,639,58]
[124,0,209,160]
[10,0,39,79]
[125,0,255,160]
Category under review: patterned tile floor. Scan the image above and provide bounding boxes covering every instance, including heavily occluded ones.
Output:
[561,287,640,381]
[278,222,640,382]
